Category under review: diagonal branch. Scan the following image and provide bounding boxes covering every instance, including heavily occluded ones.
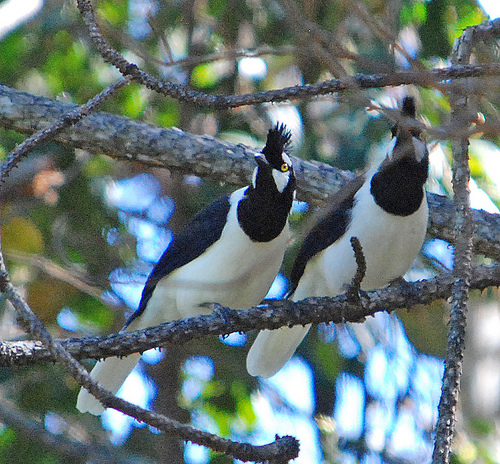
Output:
[0,253,299,462]
[0,78,131,185]
[2,264,499,367]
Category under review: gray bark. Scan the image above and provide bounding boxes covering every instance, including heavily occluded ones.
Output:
[1,84,500,259]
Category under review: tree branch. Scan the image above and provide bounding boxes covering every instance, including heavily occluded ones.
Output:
[432,25,476,464]
[0,252,299,462]
[74,0,500,108]
[2,84,500,259]
[2,264,499,367]
[0,78,131,185]
[0,83,354,205]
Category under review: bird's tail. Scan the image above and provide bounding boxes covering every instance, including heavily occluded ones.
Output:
[246,324,311,378]
[76,353,142,415]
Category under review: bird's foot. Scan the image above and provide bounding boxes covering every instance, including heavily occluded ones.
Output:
[389,276,412,291]
[346,284,369,305]
[200,301,232,324]
[199,302,233,339]
[343,283,369,324]
[388,276,418,303]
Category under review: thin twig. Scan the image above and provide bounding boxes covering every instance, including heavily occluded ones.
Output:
[76,0,500,108]
[265,0,393,73]
[432,24,477,464]
[347,236,367,302]
[0,78,131,185]
[6,251,107,303]
[146,13,175,64]
[104,20,299,69]
[350,1,426,71]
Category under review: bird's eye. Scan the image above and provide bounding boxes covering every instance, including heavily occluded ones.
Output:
[280,163,289,172]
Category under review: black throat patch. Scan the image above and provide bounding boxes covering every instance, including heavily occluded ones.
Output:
[370,150,428,216]
[237,176,295,242]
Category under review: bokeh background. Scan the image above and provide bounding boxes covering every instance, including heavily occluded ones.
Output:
[1,0,500,462]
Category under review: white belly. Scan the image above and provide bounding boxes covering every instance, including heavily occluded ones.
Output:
[294,181,428,300]
[135,188,290,327]
[158,224,289,318]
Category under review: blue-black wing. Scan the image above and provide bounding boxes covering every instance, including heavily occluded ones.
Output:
[124,194,233,328]
[287,179,363,297]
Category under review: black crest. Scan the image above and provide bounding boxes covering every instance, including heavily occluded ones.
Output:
[261,123,292,169]
[401,96,416,118]
[237,123,295,242]
[391,96,419,137]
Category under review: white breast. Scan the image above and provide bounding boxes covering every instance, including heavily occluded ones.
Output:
[145,188,290,322]
[293,179,428,300]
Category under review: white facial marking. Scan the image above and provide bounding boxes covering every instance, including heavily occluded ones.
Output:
[412,137,427,162]
[272,169,290,193]
[252,167,258,188]
[387,134,427,162]
[282,153,291,166]
[386,137,398,160]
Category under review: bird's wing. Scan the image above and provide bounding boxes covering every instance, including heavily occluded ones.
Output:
[287,178,363,297]
[124,194,233,328]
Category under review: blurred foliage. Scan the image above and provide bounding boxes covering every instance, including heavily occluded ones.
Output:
[1,0,500,462]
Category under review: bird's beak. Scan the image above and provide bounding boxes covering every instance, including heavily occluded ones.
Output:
[255,154,269,167]
[392,128,416,160]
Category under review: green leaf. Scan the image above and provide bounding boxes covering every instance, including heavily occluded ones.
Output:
[122,85,148,118]
[401,2,427,26]
[3,217,44,254]
[191,63,221,89]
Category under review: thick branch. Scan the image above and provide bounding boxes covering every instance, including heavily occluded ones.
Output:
[2,264,499,367]
[427,194,500,259]
[0,83,353,205]
[1,84,500,258]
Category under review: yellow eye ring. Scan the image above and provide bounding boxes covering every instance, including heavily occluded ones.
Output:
[281,163,289,172]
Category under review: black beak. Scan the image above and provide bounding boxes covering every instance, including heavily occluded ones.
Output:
[255,154,269,167]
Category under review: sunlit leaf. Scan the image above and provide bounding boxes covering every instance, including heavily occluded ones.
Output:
[2,217,44,254]
[122,85,148,118]
[84,155,115,177]
[401,2,427,26]
[191,63,221,88]
[27,278,78,322]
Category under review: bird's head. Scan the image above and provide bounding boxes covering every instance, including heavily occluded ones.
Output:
[252,123,295,195]
[388,96,427,164]
[370,96,429,216]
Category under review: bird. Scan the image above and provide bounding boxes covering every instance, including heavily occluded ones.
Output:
[246,97,429,378]
[77,123,296,415]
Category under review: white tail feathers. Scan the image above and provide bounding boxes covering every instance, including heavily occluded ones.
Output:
[76,353,142,415]
[246,324,311,378]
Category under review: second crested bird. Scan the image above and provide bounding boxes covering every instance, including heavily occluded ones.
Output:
[77,124,296,415]
[246,97,430,378]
